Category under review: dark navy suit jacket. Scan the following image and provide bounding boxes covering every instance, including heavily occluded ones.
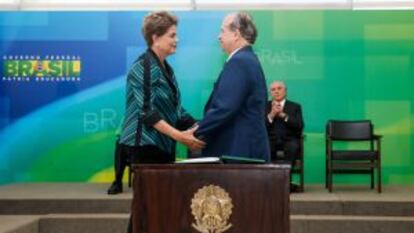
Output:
[266,99,304,142]
[195,46,270,162]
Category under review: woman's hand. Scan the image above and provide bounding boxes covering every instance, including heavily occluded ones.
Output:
[177,126,206,151]
[153,120,206,151]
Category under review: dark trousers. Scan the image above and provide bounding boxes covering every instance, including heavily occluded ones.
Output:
[270,138,300,166]
[127,145,174,233]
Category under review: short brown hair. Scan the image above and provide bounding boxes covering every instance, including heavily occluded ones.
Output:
[142,11,178,46]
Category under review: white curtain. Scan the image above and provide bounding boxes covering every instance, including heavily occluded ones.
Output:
[1,0,414,10]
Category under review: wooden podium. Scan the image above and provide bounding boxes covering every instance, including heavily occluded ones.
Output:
[132,164,290,233]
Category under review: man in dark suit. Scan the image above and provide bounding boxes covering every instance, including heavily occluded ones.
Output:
[195,12,270,162]
[266,81,304,190]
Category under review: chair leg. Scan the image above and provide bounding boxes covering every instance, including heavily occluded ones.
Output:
[328,169,333,193]
[325,160,328,189]
[377,162,382,193]
[128,166,132,188]
[300,166,304,192]
[370,167,375,189]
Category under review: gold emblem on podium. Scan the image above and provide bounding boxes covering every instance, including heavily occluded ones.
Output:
[191,185,233,233]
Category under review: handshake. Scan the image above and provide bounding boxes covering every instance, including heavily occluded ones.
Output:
[174,124,206,151]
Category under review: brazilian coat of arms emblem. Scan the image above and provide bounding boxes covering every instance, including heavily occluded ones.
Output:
[190,185,233,233]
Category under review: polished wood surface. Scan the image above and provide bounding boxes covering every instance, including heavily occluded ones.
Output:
[132,164,290,233]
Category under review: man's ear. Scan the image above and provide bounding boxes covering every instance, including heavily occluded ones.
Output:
[235,29,241,39]
[231,30,240,43]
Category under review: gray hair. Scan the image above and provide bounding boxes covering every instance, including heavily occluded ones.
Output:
[271,81,287,90]
[228,12,257,44]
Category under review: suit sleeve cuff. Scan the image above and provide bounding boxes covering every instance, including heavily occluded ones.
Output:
[141,110,162,126]
[194,130,205,140]
[267,115,274,123]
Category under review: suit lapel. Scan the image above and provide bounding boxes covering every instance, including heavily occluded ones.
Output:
[283,100,292,114]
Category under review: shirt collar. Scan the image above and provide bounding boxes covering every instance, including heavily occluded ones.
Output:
[226,46,244,62]
[275,99,286,108]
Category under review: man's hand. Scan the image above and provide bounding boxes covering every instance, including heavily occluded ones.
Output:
[270,101,282,117]
[178,126,206,151]
[269,101,288,121]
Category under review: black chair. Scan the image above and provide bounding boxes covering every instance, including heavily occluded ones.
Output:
[107,137,132,195]
[291,135,305,192]
[325,120,382,193]
[113,136,132,188]
[273,135,305,192]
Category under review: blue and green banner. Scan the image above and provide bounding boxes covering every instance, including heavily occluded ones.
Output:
[1,11,413,185]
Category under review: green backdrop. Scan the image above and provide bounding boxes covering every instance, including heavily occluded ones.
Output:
[1,10,413,185]
[251,11,414,184]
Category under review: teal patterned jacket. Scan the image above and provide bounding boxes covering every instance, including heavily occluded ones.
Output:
[119,49,194,154]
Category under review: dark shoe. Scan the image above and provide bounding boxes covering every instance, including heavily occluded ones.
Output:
[290,183,300,193]
[107,182,122,195]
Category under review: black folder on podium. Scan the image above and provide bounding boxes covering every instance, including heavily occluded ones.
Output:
[221,155,266,164]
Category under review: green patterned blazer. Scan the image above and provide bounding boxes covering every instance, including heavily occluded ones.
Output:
[119,49,195,155]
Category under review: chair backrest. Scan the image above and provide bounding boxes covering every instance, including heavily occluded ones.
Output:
[327,120,373,140]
